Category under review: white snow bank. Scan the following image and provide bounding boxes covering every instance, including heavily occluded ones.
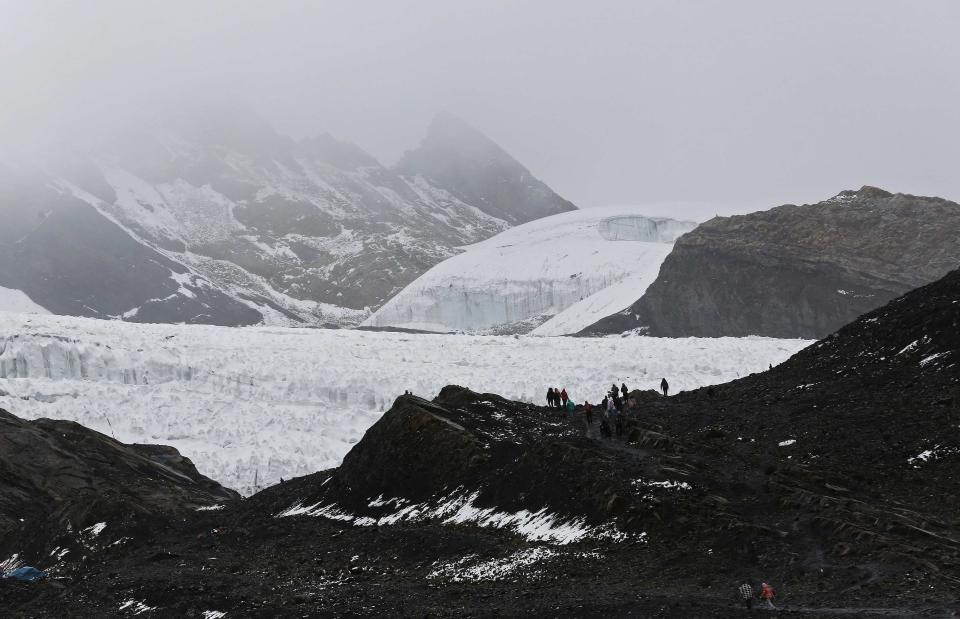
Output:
[0,287,49,315]
[427,547,562,582]
[365,206,695,333]
[278,489,639,545]
[0,312,809,493]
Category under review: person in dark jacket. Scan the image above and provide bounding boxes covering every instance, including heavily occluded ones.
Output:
[660,378,669,397]
[620,383,629,400]
[546,388,555,408]
[615,412,624,438]
[584,401,593,425]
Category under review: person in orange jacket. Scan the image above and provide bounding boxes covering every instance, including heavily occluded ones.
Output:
[760,582,776,609]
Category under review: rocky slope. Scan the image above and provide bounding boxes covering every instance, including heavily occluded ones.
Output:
[0,110,574,326]
[0,409,237,571]
[583,186,960,338]
[3,268,958,616]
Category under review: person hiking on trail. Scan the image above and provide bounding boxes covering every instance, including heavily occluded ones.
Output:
[601,396,608,413]
[609,383,618,398]
[620,383,629,400]
[660,377,669,397]
[606,396,616,416]
[560,388,569,406]
[554,386,561,407]
[612,393,622,412]
[546,388,555,408]
[584,401,594,425]
[565,399,575,412]
[738,583,754,610]
[760,582,775,609]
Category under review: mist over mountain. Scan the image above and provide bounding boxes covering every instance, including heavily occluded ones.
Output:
[0,110,575,326]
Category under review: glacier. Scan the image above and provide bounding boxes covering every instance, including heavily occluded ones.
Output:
[363,207,697,334]
[0,311,810,494]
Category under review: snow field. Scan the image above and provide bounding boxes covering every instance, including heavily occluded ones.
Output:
[0,286,49,314]
[0,312,810,494]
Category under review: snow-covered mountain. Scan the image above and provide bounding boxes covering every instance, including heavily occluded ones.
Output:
[363,207,697,334]
[0,311,808,494]
[0,110,575,326]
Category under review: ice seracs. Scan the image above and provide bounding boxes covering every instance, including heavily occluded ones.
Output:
[0,311,809,493]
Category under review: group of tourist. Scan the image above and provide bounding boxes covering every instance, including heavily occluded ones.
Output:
[544,378,672,440]
[545,387,572,410]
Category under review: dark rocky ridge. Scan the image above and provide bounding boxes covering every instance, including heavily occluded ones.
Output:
[0,410,238,566]
[583,186,960,338]
[3,268,959,616]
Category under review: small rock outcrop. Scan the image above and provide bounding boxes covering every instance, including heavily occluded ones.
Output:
[583,187,960,338]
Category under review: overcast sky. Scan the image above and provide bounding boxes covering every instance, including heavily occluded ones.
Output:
[2,1,959,219]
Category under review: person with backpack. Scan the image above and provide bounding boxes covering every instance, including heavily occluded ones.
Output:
[738,583,754,610]
[546,387,555,408]
[760,582,775,609]
[660,377,669,397]
[560,388,569,407]
[620,382,629,400]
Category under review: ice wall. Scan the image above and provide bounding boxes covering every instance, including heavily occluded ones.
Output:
[365,208,697,333]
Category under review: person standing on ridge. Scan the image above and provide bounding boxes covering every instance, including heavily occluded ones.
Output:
[560,388,569,407]
[760,582,776,609]
[584,401,594,425]
[546,387,555,408]
[660,378,669,397]
[620,383,629,400]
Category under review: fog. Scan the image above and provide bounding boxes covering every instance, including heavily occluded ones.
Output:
[2,0,959,218]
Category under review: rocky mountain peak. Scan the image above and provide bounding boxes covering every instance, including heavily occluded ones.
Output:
[396,113,576,225]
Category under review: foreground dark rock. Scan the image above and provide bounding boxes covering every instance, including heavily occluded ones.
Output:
[0,412,238,573]
[3,268,959,617]
[583,186,960,338]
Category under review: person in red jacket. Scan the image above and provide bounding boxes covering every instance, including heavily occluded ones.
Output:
[559,388,568,406]
[760,582,776,609]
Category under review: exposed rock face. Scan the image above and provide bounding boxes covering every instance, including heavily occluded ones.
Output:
[0,409,237,561]
[583,186,960,338]
[396,112,576,225]
[0,111,575,326]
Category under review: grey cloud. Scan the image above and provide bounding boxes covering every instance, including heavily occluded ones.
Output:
[2,0,959,219]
